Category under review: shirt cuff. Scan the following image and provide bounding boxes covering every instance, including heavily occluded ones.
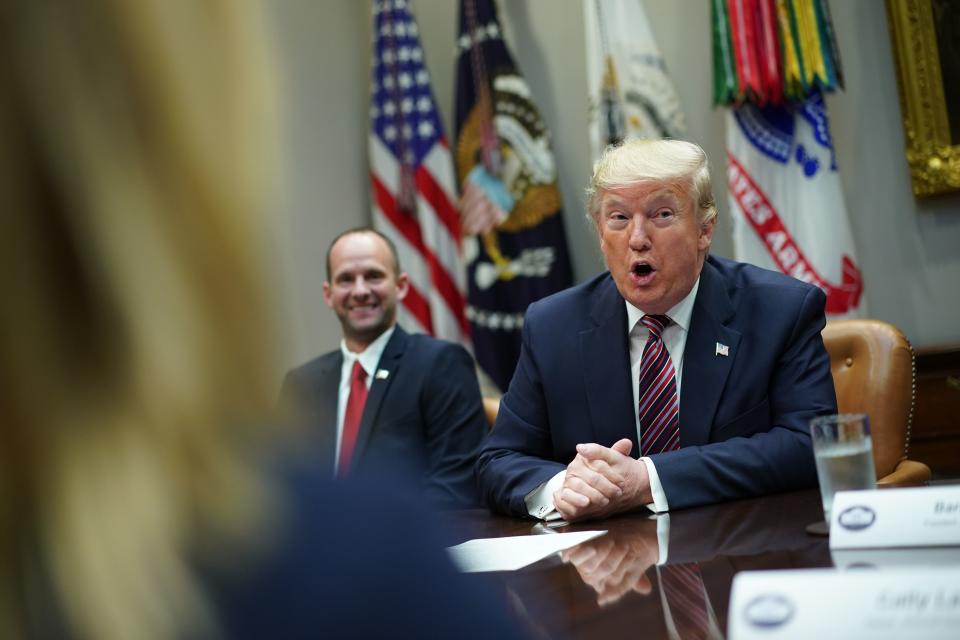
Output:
[640,457,670,513]
[655,513,670,565]
[524,470,566,520]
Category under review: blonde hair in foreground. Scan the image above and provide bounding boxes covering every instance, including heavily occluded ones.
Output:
[586,139,718,227]
[0,1,280,638]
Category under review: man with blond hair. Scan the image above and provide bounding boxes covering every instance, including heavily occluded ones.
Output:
[477,139,836,522]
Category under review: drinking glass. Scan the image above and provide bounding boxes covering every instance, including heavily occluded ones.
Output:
[809,414,877,531]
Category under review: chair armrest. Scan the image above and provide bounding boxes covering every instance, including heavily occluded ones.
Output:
[482,397,500,429]
[877,459,932,487]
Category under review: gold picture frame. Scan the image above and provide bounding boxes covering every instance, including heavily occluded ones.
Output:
[887,0,960,197]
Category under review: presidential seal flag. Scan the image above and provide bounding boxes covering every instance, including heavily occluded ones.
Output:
[369,0,470,345]
[584,0,686,161]
[726,91,864,317]
[455,0,573,391]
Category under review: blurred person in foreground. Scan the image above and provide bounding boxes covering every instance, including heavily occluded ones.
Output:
[476,139,836,522]
[279,227,486,508]
[0,1,523,638]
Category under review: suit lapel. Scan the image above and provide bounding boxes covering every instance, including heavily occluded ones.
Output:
[580,277,639,455]
[311,352,342,476]
[680,259,741,446]
[352,326,407,464]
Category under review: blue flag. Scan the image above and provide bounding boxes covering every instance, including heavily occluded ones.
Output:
[454,0,573,391]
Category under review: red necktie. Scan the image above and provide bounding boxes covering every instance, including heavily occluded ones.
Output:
[638,314,680,456]
[660,563,711,640]
[338,360,368,476]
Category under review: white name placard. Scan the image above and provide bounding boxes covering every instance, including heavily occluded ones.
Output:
[729,568,960,640]
[829,486,960,549]
[832,546,960,570]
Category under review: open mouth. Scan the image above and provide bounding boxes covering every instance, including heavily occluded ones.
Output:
[630,261,656,284]
[632,263,653,277]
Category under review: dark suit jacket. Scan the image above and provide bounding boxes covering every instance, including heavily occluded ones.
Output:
[25,461,530,640]
[280,326,486,508]
[201,466,527,640]
[476,255,837,516]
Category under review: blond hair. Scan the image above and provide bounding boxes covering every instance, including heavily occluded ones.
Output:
[585,139,717,227]
[0,1,281,637]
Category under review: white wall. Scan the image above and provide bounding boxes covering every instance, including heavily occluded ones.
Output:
[269,0,960,370]
[268,0,371,364]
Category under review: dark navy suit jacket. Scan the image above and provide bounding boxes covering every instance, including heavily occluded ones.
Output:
[201,466,527,640]
[280,326,486,508]
[476,255,837,515]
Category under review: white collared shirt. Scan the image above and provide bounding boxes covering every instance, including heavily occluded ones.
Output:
[525,277,701,520]
[333,326,395,475]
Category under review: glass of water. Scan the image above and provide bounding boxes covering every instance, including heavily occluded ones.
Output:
[810,414,877,528]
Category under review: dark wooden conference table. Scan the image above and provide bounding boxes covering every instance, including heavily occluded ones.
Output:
[444,488,834,639]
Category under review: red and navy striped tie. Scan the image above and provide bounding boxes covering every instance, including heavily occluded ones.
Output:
[660,563,711,639]
[638,314,680,456]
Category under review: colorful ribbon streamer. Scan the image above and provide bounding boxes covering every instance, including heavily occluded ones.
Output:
[712,0,843,106]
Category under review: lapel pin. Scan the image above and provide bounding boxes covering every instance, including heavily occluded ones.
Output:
[715,342,729,357]
[375,369,390,380]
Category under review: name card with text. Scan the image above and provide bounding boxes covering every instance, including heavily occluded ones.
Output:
[829,486,960,549]
[729,568,960,640]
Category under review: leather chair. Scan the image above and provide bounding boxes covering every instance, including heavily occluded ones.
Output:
[482,397,500,429]
[821,319,931,485]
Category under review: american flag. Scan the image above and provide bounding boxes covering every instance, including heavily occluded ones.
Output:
[369,0,469,344]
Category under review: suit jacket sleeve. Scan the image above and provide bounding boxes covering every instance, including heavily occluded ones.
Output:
[420,343,488,508]
[651,284,834,510]
[475,305,567,516]
[277,368,312,430]
[277,370,301,413]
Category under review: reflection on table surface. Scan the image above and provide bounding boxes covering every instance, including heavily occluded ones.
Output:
[444,489,833,640]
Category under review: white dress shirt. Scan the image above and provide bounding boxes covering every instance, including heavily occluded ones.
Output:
[333,326,395,475]
[525,278,701,520]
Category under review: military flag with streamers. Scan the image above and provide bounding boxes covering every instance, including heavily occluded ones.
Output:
[454,0,573,391]
[584,0,686,161]
[726,92,864,316]
[369,0,470,345]
[716,0,863,317]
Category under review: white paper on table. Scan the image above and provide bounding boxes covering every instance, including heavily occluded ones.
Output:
[447,530,607,573]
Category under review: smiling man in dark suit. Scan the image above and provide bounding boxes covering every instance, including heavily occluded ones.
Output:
[476,139,837,522]
[280,228,485,508]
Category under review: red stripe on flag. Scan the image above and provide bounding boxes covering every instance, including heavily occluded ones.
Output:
[371,175,434,333]
[415,165,461,244]
[403,282,434,334]
[371,173,470,337]
[726,151,863,313]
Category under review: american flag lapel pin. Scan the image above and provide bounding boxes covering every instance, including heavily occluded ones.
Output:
[715,342,729,357]
[375,369,390,380]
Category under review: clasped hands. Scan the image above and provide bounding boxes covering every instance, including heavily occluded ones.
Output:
[552,438,653,522]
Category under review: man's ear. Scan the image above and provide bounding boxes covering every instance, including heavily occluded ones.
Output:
[396,272,410,301]
[322,281,333,308]
[698,217,716,251]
